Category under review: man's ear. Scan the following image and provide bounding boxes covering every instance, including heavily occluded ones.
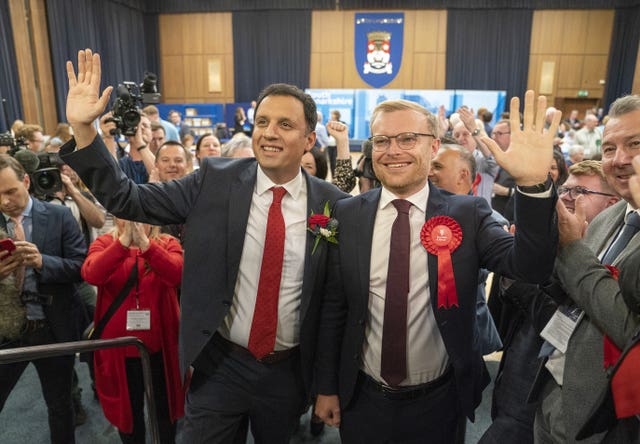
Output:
[606,196,621,209]
[305,131,316,152]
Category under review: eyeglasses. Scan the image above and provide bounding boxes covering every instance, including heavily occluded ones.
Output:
[558,185,616,199]
[492,131,510,137]
[368,132,435,151]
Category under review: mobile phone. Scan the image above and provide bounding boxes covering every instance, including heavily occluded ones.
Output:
[0,238,16,255]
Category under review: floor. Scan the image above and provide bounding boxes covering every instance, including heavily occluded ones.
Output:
[0,356,499,443]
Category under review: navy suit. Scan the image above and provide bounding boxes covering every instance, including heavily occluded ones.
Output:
[62,136,348,441]
[0,198,86,444]
[316,183,557,438]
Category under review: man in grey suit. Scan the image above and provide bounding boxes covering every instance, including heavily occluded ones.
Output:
[537,95,640,443]
[61,49,348,444]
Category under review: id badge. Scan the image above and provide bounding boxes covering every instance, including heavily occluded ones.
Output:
[540,305,584,354]
[126,309,151,331]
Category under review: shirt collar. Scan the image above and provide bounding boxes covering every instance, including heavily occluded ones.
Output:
[3,197,33,223]
[256,165,304,201]
[379,181,429,214]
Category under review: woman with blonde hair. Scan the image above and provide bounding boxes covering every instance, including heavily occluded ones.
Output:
[82,219,184,444]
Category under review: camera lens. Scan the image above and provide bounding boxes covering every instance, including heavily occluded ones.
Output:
[37,171,55,190]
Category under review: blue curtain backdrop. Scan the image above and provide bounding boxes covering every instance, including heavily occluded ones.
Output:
[232,10,312,102]
[0,0,24,132]
[446,9,533,103]
[603,5,640,112]
[46,0,159,121]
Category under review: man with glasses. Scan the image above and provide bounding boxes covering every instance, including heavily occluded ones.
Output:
[533,95,640,443]
[315,91,561,443]
[17,124,45,153]
[480,160,619,444]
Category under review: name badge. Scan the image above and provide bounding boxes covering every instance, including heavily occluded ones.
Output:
[126,309,151,331]
[540,305,584,354]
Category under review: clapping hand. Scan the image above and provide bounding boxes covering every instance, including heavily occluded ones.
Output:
[480,91,561,186]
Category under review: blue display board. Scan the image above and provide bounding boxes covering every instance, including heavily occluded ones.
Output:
[453,90,507,126]
[306,89,356,138]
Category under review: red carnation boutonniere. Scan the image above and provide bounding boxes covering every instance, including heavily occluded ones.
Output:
[307,202,338,254]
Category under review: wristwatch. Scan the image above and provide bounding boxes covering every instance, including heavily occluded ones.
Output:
[517,175,553,193]
[471,128,482,136]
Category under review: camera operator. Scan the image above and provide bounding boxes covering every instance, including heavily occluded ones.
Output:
[118,113,155,184]
[16,124,45,153]
[354,139,381,193]
[99,111,120,159]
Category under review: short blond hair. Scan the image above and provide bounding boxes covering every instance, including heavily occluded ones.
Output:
[370,100,439,138]
[568,160,614,193]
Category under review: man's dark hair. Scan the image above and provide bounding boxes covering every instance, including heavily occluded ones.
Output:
[0,156,26,180]
[255,83,317,134]
[155,140,190,161]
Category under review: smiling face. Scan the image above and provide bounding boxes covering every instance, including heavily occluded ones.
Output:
[252,95,315,184]
[560,173,618,223]
[196,135,221,160]
[156,144,188,182]
[371,109,439,198]
[601,110,640,203]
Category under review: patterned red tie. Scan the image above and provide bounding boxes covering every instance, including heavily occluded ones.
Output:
[248,187,287,359]
[11,216,25,291]
[381,199,412,386]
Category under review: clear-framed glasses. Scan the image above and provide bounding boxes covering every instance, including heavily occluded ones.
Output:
[368,132,435,152]
[492,131,510,137]
[558,185,616,199]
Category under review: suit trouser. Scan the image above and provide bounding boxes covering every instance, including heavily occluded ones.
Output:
[181,336,306,444]
[0,323,75,444]
[340,370,459,444]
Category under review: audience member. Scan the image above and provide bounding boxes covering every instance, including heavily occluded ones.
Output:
[532,95,640,443]
[17,124,45,153]
[99,111,120,159]
[575,114,602,159]
[566,144,585,167]
[143,104,180,142]
[315,111,330,150]
[149,122,166,156]
[221,134,254,159]
[453,108,498,206]
[53,123,73,143]
[326,110,346,175]
[480,160,619,444]
[167,110,194,139]
[45,136,64,153]
[118,114,153,184]
[81,218,185,444]
[490,120,515,217]
[234,107,247,136]
[193,133,221,169]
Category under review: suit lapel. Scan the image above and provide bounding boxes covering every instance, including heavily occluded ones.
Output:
[586,200,626,255]
[31,199,47,249]
[226,163,257,293]
[356,190,380,301]
[300,174,325,320]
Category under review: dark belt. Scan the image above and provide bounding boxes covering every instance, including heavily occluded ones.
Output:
[360,366,453,400]
[21,319,48,334]
[213,333,299,365]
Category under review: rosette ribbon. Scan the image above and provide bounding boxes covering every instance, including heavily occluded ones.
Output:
[420,216,463,309]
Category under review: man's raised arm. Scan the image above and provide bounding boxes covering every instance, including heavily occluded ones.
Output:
[66,48,113,148]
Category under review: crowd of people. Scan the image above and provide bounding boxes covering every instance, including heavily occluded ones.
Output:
[0,47,638,444]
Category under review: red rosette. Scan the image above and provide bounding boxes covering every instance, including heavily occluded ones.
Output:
[421,216,463,309]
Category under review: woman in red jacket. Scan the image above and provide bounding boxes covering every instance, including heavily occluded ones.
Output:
[82,219,185,444]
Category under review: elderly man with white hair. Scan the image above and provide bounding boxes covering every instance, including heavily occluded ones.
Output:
[575,114,602,159]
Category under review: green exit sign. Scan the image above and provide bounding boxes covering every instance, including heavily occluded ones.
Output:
[578,90,589,97]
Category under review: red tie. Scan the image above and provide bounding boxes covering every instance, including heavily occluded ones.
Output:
[11,216,25,291]
[248,187,287,359]
[381,199,412,386]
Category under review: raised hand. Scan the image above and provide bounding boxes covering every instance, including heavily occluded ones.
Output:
[458,107,478,134]
[66,49,113,147]
[557,196,588,245]
[326,121,349,146]
[480,91,561,186]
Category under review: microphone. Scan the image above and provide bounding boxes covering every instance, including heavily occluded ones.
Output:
[13,149,40,174]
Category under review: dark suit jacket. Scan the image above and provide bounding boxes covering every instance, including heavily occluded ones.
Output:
[1,199,86,342]
[61,136,348,394]
[316,183,558,421]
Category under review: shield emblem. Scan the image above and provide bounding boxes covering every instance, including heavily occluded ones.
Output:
[355,13,404,88]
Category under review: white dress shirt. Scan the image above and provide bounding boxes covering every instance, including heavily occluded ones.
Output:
[362,182,450,386]
[220,167,308,350]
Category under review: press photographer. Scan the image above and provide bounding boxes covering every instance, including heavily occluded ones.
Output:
[0,132,64,200]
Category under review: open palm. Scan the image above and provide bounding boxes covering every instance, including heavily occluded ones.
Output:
[481,91,561,186]
[66,49,112,126]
